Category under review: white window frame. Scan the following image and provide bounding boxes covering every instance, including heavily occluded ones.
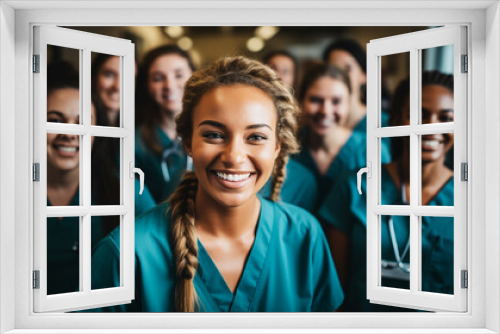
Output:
[33,25,136,312]
[366,26,467,312]
[1,1,498,333]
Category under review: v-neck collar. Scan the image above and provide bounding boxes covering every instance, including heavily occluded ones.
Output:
[194,197,274,312]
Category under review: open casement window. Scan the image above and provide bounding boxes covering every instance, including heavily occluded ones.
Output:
[365,26,467,312]
[33,26,137,312]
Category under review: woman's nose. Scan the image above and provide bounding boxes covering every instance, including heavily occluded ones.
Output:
[319,101,333,115]
[221,140,246,166]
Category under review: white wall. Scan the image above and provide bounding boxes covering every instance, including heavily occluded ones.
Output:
[0,2,16,333]
[485,2,500,333]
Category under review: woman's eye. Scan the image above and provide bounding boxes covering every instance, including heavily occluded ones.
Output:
[47,117,62,123]
[152,75,163,82]
[309,97,323,104]
[332,97,341,105]
[203,132,224,140]
[248,134,268,142]
[440,113,454,122]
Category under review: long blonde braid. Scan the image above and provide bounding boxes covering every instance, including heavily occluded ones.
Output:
[169,56,300,312]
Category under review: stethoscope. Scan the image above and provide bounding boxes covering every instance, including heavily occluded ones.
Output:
[381,165,411,279]
[160,138,193,182]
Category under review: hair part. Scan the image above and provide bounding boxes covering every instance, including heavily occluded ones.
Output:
[169,56,300,311]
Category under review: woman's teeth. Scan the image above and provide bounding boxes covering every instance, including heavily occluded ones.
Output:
[422,139,441,149]
[215,172,251,182]
[56,146,78,153]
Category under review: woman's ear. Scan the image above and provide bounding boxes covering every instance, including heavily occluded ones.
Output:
[185,140,192,156]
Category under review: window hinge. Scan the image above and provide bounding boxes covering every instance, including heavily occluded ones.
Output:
[33,54,40,73]
[33,270,40,289]
[461,54,468,73]
[461,162,468,181]
[33,163,40,182]
[461,270,468,289]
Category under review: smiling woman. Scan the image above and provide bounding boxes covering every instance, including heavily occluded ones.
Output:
[89,56,344,312]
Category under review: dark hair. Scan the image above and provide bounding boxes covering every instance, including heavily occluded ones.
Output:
[322,38,366,74]
[298,62,351,103]
[390,70,454,160]
[135,45,196,155]
[47,61,79,93]
[262,50,298,89]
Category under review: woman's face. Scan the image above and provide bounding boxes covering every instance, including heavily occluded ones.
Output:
[96,56,121,113]
[189,84,280,208]
[147,54,192,116]
[47,88,96,173]
[266,55,295,87]
[328,49,366,95]
[398,84,454,163]
[301,76,350,136]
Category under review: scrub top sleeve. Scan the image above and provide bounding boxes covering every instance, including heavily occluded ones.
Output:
[88,233,138,312]
[311,223,344,312]
[318,173,354,235]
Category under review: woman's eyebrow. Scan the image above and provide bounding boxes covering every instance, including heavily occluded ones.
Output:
[47,111,64,118]
[198,120,271,131]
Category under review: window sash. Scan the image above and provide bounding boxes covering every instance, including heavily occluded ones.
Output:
[366,25,468,312]
[32,25,136,313]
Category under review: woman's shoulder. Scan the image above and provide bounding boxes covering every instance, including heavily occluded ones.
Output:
[267,198,322,238]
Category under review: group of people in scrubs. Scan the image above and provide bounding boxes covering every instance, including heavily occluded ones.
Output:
[46,36,455,312]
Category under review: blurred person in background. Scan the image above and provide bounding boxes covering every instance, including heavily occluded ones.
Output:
[293,62,391,212]
[263,50,298,90]
[134,45,195,203]
[323,39,389,132]
[319,71,455,312]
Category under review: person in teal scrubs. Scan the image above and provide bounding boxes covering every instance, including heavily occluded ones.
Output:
[91,54,155,218]
[90,56,344,312]
[293,63,391,211]
[46,62,107,295]
[319,71,455,311]
[134,45,196,203]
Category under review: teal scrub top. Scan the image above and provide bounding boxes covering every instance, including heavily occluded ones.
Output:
[47,191,104,295]
[318,166,454,312]
[353,114,392,166]
[260,158,318,213]
[135,126,189,204]
[89,196,344,312]
[47,182,153,296]
[293,130,391,212]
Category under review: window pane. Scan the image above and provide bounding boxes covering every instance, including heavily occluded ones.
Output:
[91,52,121,127]
[381,51,410,128]
[420,134,454,206]
[380,215,410,290]
[47,216,81,295]
[47,45,80,124]
[420,45,454,125]
[91,216,121,290]
[47,133,82,206]
[381,136,410,205]
[421,216,454,295]
[91,136,122,206]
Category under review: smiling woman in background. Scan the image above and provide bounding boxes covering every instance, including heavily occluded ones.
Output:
[135,45,196,203]
[319,71,455,312]
[46,62,106,295]
[90,56,343,312]
[293,62,391,211]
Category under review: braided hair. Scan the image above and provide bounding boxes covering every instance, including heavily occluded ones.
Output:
[168,56,300,312]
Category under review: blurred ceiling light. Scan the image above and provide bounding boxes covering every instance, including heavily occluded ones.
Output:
[164,26,184,38]
[246,37,265,52]
[255,26,279,40]
[177,37,193,51]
